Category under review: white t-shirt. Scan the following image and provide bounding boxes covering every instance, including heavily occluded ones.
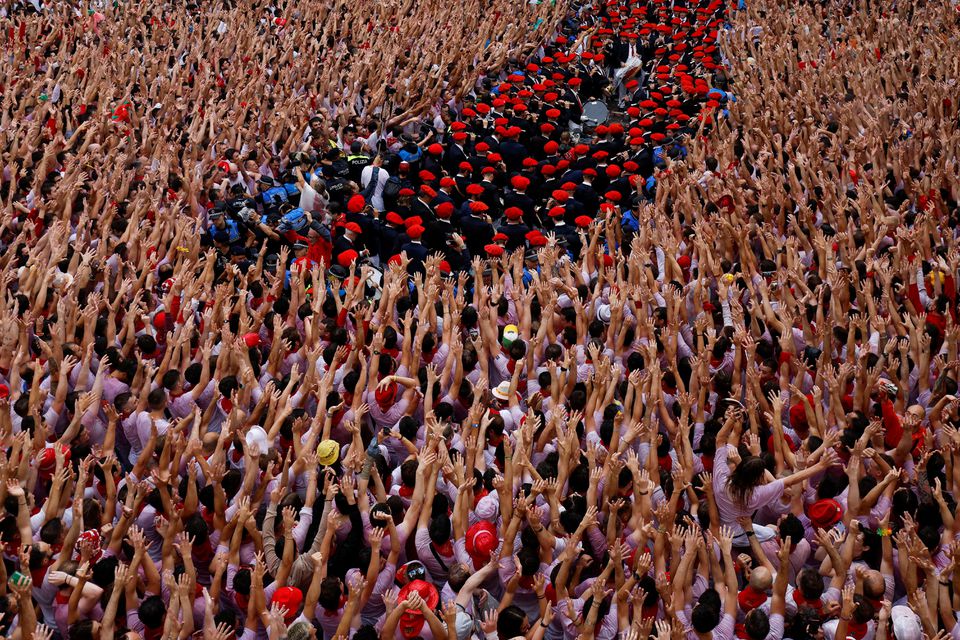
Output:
[361,165,390,211]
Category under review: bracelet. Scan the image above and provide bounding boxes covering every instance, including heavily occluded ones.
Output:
[940,580,952,586]
[638,491,649,495]
[373,350,381,355]
[540,619,550,627]
[745,531,755,537]
[537,595,546,600]
[876,527,892,537]
[839,616,852,621]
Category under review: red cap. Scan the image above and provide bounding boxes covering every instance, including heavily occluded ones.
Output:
[427,143,443,156]
[466,184,484,196]
[271,587,303,622]
[337,250,359,268]
[466,520,498,559]
[485,244,504,257]
[469,201,489,213]
[435,202,455,218]
[398,581,440,638]
[505,207,523,221]
[548,206,566,218]
[439,177,456,188]
[575,215,592,228]
[807,499,843,530]
[398,188,415,197]
[604,191,622,202]
[386,212,404,225]
[458,161,473,172]
[345,222,363,234]
[544,141,559,154]
[552,190,569,203]
[375,381,398,405]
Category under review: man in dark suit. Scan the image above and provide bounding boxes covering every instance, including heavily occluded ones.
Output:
[460,204,495,258]
[400,225,430,276]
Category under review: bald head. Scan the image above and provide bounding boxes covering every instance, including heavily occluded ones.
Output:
[863,569,885,598]
[749,566,773,591]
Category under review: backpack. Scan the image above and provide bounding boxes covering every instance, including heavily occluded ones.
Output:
[383,175,402,199]
[277,208,308,233]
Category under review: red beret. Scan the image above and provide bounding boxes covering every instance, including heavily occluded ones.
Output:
[544,141,560,154]
[606,165,621,178]
[337,249,358,267]
[404,216,423,228]
[492,233,508,242]
[548,206,566,218]
[604,191,622,202]
[487,153,502,163]
[398,188,415,197]
[511,176,530,190]
[584,168,598,177]
[419,185,437,198]
[435,202,455,218]
[418,170,436,182]
[466,184,484,196]
[385,212,404,225]
[552,190,569,203]
[347,195,366,214]
[345,221,363,234]
[480,167,495,175]
[574,215,592,228]
[484,244,504,257]
[475,142,490,153]
[452,132,467,142]
[522,157,539,168]
[439,177,456,188]
[407,225,425,239]
[450,122,467,131]
[427,143,443,156]
[541,164,556,175]
[529,234,548,247]
[623,161,639,172]
[476,103,491,114]
[505,207,523,220]
[469,201,489,212]
[458,162,473,172]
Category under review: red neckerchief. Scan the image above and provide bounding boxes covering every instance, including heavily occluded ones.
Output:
[737,586,767,612]
[433,539,454,557]
[658,455,673,472]
[793,589,823,614]
[398,484,414,498]
[700,454,714,472]
[506,358,527,393]
[848,621,868,640]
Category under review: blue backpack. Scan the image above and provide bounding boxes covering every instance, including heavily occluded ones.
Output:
[277,208,308,233]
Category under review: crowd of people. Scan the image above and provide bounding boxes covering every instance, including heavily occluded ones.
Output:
[1,0,960,639]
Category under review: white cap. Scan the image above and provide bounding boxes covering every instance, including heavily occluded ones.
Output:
[891,605,921,640]
[245,426,270,453]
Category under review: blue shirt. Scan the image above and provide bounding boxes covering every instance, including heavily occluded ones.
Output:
[208,219,241,244]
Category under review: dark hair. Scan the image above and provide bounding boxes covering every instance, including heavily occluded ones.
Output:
[727,456,767,504]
